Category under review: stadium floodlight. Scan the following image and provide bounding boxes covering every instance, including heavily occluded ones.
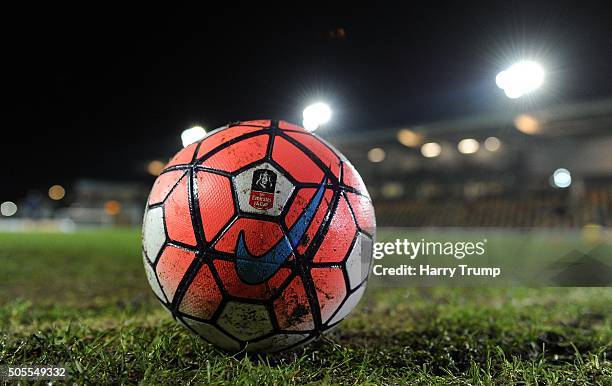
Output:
[302,102,332,132]
[181,126,207,147]
[0,201,17,217]
[457,138,479,154]
[420,142,442,158]
[552,168,572,188]
[496,61,545,99]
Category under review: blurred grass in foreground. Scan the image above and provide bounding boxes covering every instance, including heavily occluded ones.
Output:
[0,229,610,384]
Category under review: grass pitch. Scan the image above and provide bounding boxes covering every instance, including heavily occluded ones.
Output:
[0,229,611,384]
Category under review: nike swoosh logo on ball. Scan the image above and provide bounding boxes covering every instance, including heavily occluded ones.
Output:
[235,177,327,284]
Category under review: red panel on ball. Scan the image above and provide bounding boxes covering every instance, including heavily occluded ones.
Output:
[148,170,186,205]
[240,119,271,127]
[311,267,347,323]
[278,120,308,132]
[197,125,265,159]
[200,134,269,173]
[156,246,196,302]
[346,192,376,232]
[213,260,291,300]
[165,175,197,246]
[272,136,324,183]
[341,161,368,195]
[196,171,235,242]
[166,142,198,168]
[178,263,222,320]
[285,132,341,178]
[312,195,357,263]
[214,218,284,256]
[274,276,315,331]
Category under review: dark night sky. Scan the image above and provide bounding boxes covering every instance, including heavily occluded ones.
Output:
[2,2,612,200]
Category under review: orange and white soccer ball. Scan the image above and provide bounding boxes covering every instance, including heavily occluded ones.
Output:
[142,120,375,352]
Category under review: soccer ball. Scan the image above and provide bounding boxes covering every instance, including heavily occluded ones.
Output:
[142,120,375,353]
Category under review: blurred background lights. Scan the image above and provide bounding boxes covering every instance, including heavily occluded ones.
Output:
[514,114,541,135]
[396,129,423,147]
[367,147,386,163]
[495,61,545,99]
[420,142,442,158]
[48,185,66,201]
[147,160,166,176]
[104,200,122,216]
[181,126,206,147]
[552,168,572,188]
[484,136,501,151]
[381,182,404,199]
[1,201,17,217]
[302,102,332,132]
[457,138,479,154]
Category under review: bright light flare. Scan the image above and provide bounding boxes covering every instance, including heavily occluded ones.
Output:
[420,142,442,158]
[0,201,17,217]
[496,61,545,99]
[302,102,332,132]
[551,168,572,188]
[181,126,206,147]
[457,138,480,154]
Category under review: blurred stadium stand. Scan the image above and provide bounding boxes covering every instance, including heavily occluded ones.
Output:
[326,98,612,228]
[0,180,148,231]
[374,188,611,227]
[2,99,611,231]
[54,180,147,227]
